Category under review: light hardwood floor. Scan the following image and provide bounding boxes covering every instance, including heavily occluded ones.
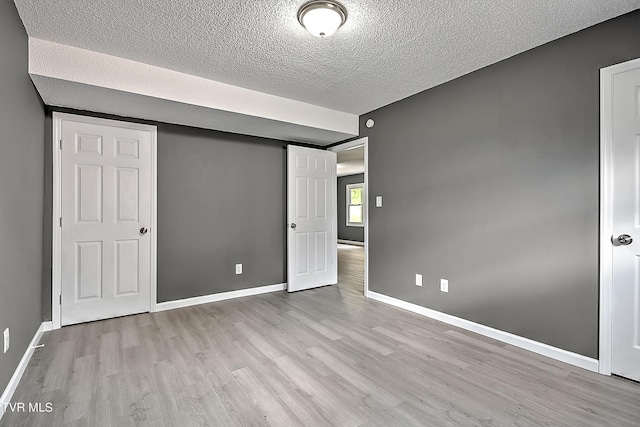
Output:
[2,245,640,426]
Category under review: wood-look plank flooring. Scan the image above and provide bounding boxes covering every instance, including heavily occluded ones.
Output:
[3,245,640,426]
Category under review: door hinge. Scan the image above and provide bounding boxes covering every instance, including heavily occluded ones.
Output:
[59,139,62,150]
[60,217,62,227]
[59,295,62,305]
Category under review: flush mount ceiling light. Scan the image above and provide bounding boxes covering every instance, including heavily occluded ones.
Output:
[298,1,347,38]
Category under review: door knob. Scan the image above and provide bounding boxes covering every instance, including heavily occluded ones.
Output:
[290,223,297,229]
[140,227,149,235]
[614,234,633,245]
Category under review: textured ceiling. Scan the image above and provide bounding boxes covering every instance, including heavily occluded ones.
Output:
[337,145,365,176]
[15,0,640,115]
[337,145,365,163]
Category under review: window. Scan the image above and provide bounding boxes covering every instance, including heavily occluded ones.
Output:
[346,183,365,227]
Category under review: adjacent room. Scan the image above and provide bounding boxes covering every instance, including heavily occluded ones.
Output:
[335,142,366,296]
[2,0,640,425]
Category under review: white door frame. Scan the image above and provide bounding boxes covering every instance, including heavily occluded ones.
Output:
[599,57,640,375]
[329,137,369,297]
[51,112,158,330]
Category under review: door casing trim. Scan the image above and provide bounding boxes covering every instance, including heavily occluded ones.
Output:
[599,57,640,375]
[51,112,158,329]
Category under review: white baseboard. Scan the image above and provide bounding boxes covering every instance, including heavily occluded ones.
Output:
[155,283,287,312]
[0,322,47,421]
[338,239,364,247]
[367,291,599,373]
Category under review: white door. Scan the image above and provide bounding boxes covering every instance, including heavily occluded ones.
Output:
[287,145,337,292]
[611,65,640,381]
[60,116,154,326]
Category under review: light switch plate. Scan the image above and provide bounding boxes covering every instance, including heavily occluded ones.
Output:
[235,264,242,275]
[376,196,383,207]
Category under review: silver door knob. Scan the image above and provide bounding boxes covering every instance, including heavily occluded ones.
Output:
[140,227,149,235]
[614,234,632,245]
[290,223,297,229]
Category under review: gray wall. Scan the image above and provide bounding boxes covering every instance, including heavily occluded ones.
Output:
[0,1,45,396]
[338,174,365,242]
[361,10,640,359]
[42,111,287,318]
[157,124,286,302]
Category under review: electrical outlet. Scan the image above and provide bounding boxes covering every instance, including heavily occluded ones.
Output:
[415,274,422,287]
[3,328,9,353]
[376,196,383,207]
[235,263,242,275]
[440,279,449,293]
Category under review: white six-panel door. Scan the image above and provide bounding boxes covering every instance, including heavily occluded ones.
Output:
[611,65,640,381]
[287,145,337,292]
[59,115,155,326]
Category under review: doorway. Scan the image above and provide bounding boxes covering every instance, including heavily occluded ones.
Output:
[52,113,158,329]
[330,138,368,296]
[600,57,640,381]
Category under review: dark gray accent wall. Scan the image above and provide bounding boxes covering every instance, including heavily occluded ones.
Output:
[157,124,287,302]
[41,109,287,319]
[0,1,45,395]
[42,113,52,321]
[338,174,365,242]
[361,11,640,359]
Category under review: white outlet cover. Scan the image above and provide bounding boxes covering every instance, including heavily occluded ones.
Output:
[376,196,383,207]
[235,263,242,274]
[415,274,422,287]
[440,279,449,293]
[3,328,9,353]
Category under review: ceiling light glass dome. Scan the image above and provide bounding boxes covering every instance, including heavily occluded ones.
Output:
[298,1,347,38]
